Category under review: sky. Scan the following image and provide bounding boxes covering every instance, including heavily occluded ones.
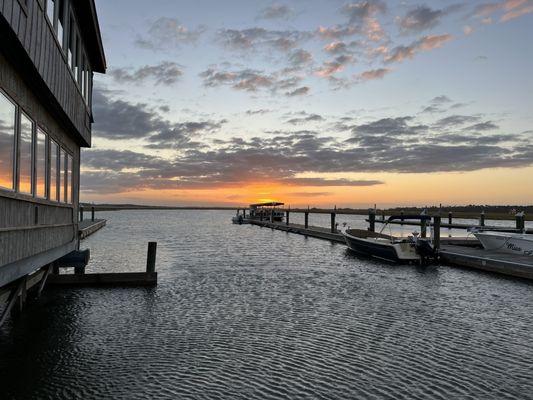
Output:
[82,0,533,207]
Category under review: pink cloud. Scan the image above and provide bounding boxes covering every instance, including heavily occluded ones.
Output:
[357,68,392,81]
[501,4,533,21]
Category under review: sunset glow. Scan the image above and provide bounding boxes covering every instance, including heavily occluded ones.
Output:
[80,0,533,207]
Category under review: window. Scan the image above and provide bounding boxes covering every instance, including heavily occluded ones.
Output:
[35,128,47,198]
[50,140,59,201]
[57,0,66,49]
[46,0,55,24]
[68,14,76,71]
[60,148,67,202]
[19,112,34,194]
[0,91,16,190]
[67,154,72,203]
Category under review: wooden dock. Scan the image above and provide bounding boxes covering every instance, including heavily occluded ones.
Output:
[248,217,533,281]
[440,245,533,280]
[47,272,157,287]
[79,219,106,239]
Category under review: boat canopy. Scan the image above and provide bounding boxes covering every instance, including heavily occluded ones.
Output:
[386,214,432,222]
[250,202,285,208]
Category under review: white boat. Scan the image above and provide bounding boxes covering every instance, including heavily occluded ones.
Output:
[474,231,533,256]
[342,215,435,264]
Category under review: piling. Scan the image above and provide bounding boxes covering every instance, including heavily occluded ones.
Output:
[516,212,525,231]
[286,210,290,225]
[400,211,404,224]
[304,212,309,229]
[243,209,246,218]
[368,209,376,232]
[480,211,485,227]
[421,218,427,238]
[331,211,336,233]
[146,242,157,273]
[91,206,95,222]
[433,216,441,251]
[270,209,274,223]
[80,206,84,221]
[448,211,452,225]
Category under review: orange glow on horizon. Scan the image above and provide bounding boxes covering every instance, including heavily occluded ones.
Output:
[81,166,533,207]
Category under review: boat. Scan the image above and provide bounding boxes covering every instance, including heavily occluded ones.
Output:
[232,211,249,224]
[474,231,533,256]
[248,202,285,222]
[342,215,435,264]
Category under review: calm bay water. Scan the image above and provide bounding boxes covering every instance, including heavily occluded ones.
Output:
[1,210,533,399]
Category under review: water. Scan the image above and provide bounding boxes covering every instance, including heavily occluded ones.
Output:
[1,210,533,399]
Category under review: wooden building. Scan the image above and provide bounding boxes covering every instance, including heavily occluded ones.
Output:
[0,0,106,288]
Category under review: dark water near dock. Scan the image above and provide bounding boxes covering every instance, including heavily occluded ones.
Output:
[1,210,533,399]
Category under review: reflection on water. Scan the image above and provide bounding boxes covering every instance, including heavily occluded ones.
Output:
[1,210,532,399]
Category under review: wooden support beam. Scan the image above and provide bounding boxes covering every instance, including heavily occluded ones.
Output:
[0,279,25,328]
[146,242,157,273]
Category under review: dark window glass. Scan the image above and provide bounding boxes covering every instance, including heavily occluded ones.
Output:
[67,154,72,203]
[50,141,59,201]
[60,149,67,202]
[0,92,16,190]
[36,129,47,198]
[68,16,76,70]
[57,0,65,48]
[19,113,33,194]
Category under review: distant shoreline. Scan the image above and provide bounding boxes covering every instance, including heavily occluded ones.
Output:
[81,203,532,221]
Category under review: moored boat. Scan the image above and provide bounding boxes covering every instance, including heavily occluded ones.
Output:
[342,215,435,264]
[474,231,533,256]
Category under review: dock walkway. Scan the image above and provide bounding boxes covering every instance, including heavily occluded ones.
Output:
[248,219,533,280]
[79,219,106,239]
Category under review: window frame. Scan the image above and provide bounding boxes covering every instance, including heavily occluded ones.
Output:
[0,88,17,192]
[17,109,35,195]
[34,127,48,199]
[49,139,60,202]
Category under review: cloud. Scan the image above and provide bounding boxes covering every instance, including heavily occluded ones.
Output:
[433,114,481,129]
[257,4,294,20]
[341,1,387,24]
[286,114,324,125]
[316,55,354,77]
[199,66,304,96]
[356,68,392,82]
[397,4,463,33]
[135,18,206,49]
[421,95,454,113]
[245,109,272,115]
[286,87,310,97]
[317,25,359,40]
[92,88,225,148]
[217,28,311,52]
[473,0,533,22]
[109,62,183,85]
[384,34,453,63]
[288,49,313,69]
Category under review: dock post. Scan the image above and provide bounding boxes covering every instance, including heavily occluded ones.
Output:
[433,216,441,251]
[91,206,95,222]
[448,211,452,225]
[270,209,274,223]
[421,218,427,238]
[146,242,157,273]
[368,209,376,232]
[243,209,246,218]
[304,211,309,229]
[286,209,290,225]
[331,211,336,233]
[400,211,404,224]
[480,211,485,227]
[516,212,525,231]
[80,206,84,222]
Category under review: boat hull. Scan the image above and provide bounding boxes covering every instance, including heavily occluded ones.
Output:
[475,232,533,256]
[343,233,419,263]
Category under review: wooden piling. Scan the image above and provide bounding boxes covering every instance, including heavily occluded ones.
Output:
[516,212,525,231]
[146,242,157,273]
[480,211,485,227]
[421,218,427,238]
[286,210,290,225]
[91,206,95,222]
[368,209,376,232]
[304,212,309,229]
[331,212,336,233]
[448,211,452,225]
[433,216,441,251]
[80,206,84,221]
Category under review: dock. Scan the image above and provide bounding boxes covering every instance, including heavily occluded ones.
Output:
[440,246,533,280]
[245,208,533,281]
[79,219,107,239]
